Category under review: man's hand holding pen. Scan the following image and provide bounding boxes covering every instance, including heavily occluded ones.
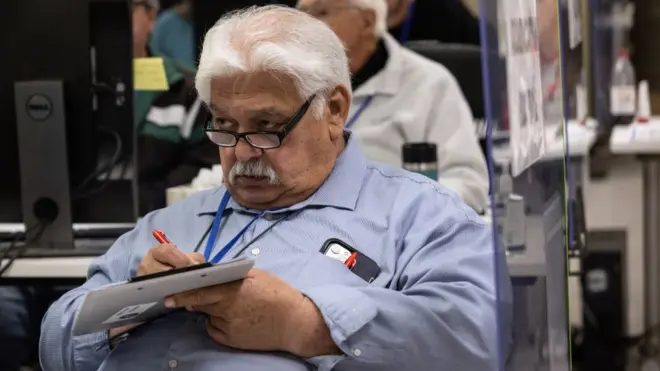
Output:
[136,243,205,277]
[137,230,205,276]
[109,231,204,340]
[113,229,339,358]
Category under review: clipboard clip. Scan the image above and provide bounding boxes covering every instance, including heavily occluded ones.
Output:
[129,262,213,283]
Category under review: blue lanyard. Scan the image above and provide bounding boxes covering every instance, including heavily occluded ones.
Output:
[204,191,265,264]
[346,95,374,130]
[399,2,416,44]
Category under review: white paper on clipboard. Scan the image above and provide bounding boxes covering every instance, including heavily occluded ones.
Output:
[503,0,546,176]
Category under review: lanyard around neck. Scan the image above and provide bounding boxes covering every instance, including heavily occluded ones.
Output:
[345,95,374,130]
[204,191,267,264]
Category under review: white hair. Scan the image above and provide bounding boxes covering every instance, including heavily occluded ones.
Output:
[195,5,352,119]
[349,0,389,37]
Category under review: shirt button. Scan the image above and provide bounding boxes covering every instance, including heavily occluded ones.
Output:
[352,348,362,357]
[168,360,178,368]
[251,248,260,256]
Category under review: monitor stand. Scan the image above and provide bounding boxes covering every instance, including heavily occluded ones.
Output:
[14,80,75,250]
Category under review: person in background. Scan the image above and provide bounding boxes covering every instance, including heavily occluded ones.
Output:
[0,286,62,370]
[536,0,564,122]
[387,0,481,45]
[0,4,214,368]
[149,0,196,71]
[134,0,218,215]
[40,5,511,371]
[297,0,489,211]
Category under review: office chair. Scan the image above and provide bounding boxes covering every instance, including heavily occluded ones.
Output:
[406,41,488,118]
[406,40,507,156]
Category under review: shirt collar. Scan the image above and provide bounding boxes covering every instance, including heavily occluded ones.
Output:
[351,39,388,91]
[353,33,405,98]
[197,133,366,216]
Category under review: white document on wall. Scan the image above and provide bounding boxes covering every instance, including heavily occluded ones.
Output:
[567,0,583,49]
[503,0,546,176]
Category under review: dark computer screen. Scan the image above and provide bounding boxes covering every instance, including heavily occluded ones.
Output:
[193,0,296,65]
[0,0,136,225]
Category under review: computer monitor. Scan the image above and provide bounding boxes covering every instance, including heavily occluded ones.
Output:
[0,0,136,249]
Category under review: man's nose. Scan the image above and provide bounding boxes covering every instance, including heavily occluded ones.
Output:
[234,138,263,163]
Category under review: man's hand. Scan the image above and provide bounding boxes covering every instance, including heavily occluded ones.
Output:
[137,244,205,276]
[109,245,205,340]
[165,268,341,358]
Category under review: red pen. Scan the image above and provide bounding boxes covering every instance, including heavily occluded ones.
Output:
[152,230,172,244]
[344,252,358,270]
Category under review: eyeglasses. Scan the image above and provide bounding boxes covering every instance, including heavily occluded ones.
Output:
[204,94,316,150]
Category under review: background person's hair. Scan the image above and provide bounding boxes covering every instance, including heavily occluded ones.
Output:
[350,0,388,37]
[145,0,160,11]
[195,5,352,119]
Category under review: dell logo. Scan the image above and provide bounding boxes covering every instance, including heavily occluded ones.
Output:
[28,103,49,110]
[25,94,52,121]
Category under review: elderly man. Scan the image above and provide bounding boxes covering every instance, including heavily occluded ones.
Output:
[40,5,511,371]
[297,0,489,211]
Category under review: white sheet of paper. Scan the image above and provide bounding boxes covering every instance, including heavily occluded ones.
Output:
[567,0,583,49]
[503,0,546,176]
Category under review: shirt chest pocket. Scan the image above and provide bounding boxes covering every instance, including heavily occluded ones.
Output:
[291,254,374,292]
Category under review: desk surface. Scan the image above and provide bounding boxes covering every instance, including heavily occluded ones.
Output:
[610,121,660,154]
[0,236,114,279]
[1,215,547,279]
[1,257,91,278]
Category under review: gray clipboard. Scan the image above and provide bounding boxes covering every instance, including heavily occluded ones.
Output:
[73,257,255,335]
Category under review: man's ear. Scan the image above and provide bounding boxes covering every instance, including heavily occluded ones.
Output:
[360,9,377,37]
[325,85,351,138]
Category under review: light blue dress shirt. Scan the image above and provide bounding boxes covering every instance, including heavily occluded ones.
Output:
[40,135,512,371]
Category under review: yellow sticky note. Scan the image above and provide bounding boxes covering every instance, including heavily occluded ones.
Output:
[134,57,169,91]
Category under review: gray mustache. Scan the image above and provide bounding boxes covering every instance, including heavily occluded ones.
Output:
[228,160,280,185]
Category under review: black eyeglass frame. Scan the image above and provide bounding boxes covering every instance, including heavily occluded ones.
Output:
[204,94,317,150]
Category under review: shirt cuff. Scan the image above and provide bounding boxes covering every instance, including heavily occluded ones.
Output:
[301,285,377,365]
[71,331,109,371]
[71,294,111,369]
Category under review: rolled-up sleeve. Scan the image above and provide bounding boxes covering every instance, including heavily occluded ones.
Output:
[39,226,141,371]
[304,189,512,371]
